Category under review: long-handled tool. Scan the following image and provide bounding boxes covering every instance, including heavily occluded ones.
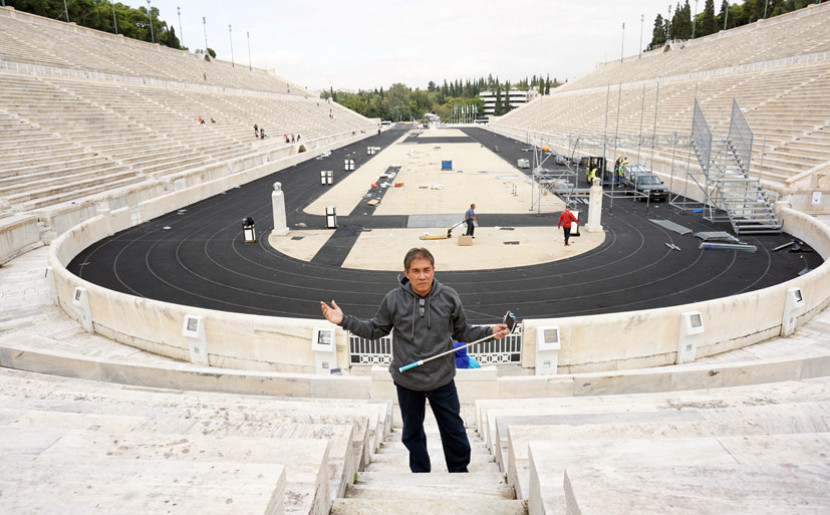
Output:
[419,220,466,240]
[400,311,518,373]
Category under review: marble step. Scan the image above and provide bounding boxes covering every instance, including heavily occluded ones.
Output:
[345,471,514,501]
[0,449,285,514]
[529,432,830,514]
[504,401,830,500]
[1,424,329,513]
[330,498,526,515]
[563,462,830,515]
[496,400,830,465]
[367,449,496,470]
[477,378,830,451]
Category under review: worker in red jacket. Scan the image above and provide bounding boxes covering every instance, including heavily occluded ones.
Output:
[557,206,578,246]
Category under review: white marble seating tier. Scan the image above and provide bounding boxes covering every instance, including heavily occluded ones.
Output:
[560,464,830,515]
[0,68,375,217]
[491,4,830,193]
[503,399,830,501]
[12,175,146,211]
[474,378,830,513]
[1,435,288,514]
[0,6,310,97]
[554,3,830,91]
[0,366,393,513]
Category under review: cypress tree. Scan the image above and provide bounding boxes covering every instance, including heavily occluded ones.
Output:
[700,0,718,36]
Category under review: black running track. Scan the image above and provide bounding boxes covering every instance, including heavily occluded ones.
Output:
[68,127,823,325]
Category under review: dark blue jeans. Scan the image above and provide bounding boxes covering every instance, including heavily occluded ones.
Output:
[395,380,470,473]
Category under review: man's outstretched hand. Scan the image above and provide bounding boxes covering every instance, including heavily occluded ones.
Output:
[492,323,510,339]
[320,300,343,325]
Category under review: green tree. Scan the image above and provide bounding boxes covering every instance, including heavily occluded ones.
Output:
[700,0,718,36]
[650,13,668,47]
[7,0,180,48]
[384,83,412,121]
[502,80,512,114]
[669,1,693,40]
[411,89,432,118]
[643,1,819,45]
[718,0,732,30]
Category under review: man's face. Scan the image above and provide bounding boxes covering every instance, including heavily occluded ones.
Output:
[404,257,435,297]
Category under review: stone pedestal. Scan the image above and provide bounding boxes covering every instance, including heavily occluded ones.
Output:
[584,178,604,233]
[271,182,289,236]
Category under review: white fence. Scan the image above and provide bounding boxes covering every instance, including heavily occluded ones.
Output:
[348,325,524,367]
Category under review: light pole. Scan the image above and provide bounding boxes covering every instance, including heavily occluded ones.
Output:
[177,6,183,47]
[203,17,208,52]
[63,0,69,22]
[723,3,729,30]
[247,31,252,71]
[112,3,118,34]
[228,25,234,67]
[692,0,699,39]
[620,22,625,63]
[146,0,155,44]
[639,14,644,58]
[764,0,769,19]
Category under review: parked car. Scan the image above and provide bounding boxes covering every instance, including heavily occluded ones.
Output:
[620,164,668,201]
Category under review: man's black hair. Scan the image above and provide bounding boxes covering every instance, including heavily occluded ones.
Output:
[404,247,435,271]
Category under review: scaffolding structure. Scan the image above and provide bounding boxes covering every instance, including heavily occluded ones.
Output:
[508,89,780,233]
[683,98,781,234]
[529,133,582,214]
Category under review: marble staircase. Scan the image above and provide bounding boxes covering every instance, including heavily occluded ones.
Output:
[331,410,526,514]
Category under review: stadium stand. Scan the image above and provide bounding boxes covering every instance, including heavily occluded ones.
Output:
[0,2,829,513]
[0,6,377,260]
[0,365,392,514]
[490,2,830,200]
[2,243,829,512]
[0,7,308,94]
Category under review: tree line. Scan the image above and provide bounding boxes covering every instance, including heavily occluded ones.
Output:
[7,0,183,50]
[650,0,826,48]
[323,75,563,122]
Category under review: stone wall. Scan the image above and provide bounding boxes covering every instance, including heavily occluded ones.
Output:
[48,163,830,375]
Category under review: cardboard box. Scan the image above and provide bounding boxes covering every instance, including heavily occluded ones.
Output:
[458,235,473,246]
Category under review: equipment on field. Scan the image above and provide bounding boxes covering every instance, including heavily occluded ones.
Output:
[419,220,466,240]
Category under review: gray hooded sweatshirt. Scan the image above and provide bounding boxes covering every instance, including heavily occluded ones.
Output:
[339,275,492,391]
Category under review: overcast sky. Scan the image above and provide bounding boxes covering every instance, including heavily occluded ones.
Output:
[149,1,682,92]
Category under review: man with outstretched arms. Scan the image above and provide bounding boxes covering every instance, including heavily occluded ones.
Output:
[321,247,508,473]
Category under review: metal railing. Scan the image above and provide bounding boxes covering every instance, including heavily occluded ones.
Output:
[691,99,712,175]
[348,325,523,367]
[727,98,753,173]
